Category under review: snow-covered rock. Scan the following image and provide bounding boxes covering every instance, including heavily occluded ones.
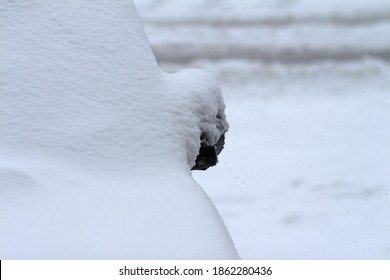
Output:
[0,0,236,259]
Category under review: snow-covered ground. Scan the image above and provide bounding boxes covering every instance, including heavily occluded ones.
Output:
[135,0,390,259]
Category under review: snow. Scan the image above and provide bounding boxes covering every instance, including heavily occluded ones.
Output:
[136,0,390,21]
[134,0,390,259]
[0,1,237,259]
[2,0,390,261]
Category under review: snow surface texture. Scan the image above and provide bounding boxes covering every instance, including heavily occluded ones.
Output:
[135,0,390,259]
[0,1,236,259]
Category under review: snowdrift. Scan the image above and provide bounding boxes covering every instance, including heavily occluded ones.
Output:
[0,1,237,259]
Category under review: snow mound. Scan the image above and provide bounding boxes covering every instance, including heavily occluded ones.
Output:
[0,0,236,259]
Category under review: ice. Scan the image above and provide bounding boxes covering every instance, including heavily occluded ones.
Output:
[0,1,237,259]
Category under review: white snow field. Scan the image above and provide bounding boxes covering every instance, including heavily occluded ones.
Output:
[135,0,390,259]
[0,1,238,259]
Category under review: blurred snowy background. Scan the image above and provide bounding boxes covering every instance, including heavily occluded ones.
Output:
[134,0,390,259]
